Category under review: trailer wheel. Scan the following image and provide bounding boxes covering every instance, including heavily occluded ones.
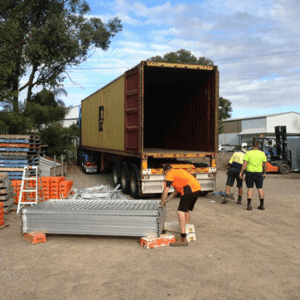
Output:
[130,165,141,199]
[81,160,87,174]
[111,163,120,187]
[279,163,290,174]
[120,162,131,194]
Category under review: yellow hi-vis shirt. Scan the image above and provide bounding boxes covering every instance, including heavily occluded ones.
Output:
[243,150,267,172]
[228,151,245,170]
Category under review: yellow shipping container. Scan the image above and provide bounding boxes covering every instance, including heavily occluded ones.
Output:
[81,76,125,152]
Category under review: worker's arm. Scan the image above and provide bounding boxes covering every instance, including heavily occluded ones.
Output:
[262,162,267,179]
[239,161,247,179]
[165,190,179,203]
[161,186,170,206]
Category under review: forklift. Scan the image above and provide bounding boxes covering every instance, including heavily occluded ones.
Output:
[255,126,300,174]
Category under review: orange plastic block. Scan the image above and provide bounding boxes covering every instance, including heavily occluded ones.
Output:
[0,203,3,209]
[0,208,4,214]
[23,232,47,245]
[140,234,176,249]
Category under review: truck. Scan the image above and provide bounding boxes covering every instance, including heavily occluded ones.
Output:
[255,126,300,174]
[77,60,219,198]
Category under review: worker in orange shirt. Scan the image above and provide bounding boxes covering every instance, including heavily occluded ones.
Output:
[161,165,201,247]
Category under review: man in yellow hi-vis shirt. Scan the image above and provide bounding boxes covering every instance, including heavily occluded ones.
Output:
[222,148,247,205]
[239,139,267,211]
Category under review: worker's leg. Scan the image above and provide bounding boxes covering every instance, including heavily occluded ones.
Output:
[170,192,198,247]
[237,169,244,204]
[185,210,190,224]
[246,188,253,210]
[237,187,243,204]
[177,210,187,234]
[245,173,254,211]
[238,187,243,197]
[223,169,235,204]
[257,189,265,210]
[225,185,231,195]
[255,174,265,210]
[170,195,190,247]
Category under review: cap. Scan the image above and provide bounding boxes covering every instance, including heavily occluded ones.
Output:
[163,165,172,172]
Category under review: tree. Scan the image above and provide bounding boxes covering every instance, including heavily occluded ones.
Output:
[0,111,33,134]
[148,49,214,65]
[148,49,232,133]
[0,0,122,112]
[39,122,80,157]
[219,97,232,133]
[24,88,67,130]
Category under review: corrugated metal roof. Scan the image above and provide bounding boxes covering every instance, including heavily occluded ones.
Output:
[224,111,300,122]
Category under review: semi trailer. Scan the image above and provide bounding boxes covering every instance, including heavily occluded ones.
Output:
[77,61,219,198]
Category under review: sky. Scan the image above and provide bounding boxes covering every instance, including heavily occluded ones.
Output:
[27,0,300,119]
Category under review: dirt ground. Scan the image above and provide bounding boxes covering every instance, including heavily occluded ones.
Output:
[1,155,300,300]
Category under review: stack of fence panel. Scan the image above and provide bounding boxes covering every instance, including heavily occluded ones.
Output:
[12,177,73,203]
[0,173,15,212]
[21,199,166,237]
[0,135,41,179]
[70,185,126,200]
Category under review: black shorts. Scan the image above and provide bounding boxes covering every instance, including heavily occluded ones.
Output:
[246,172,264,189]
[178,186,200,212]
[226,167,243,188]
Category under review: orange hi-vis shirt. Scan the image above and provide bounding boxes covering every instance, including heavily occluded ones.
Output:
[165,169,201,196]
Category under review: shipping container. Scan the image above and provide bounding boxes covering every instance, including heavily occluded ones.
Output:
[79,61,219,198]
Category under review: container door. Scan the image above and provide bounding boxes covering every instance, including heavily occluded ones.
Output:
[124,66,141,153]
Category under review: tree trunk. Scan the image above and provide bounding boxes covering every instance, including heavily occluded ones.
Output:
[25,63,38,108]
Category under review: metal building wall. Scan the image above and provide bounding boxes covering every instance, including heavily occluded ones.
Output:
[267,113,300,134]
[242,117,266,130]
[81,76,125,151]
[218,133,240,145]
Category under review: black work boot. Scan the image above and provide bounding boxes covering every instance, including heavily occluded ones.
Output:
[221,195,228,204]
[257,198,265,210]
[237,196,242,205]
[247,199,252,211]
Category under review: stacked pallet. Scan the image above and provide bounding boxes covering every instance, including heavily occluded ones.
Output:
[0,135,41,179]
[0,173,15,212]
[0,202,3,226]
[12,177,73,203]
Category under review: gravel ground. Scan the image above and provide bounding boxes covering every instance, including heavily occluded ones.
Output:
[1,155,300,300]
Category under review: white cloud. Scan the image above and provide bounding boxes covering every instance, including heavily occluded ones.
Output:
[60,0,300,117]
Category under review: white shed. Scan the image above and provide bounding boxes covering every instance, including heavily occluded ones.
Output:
[219,112,300,146]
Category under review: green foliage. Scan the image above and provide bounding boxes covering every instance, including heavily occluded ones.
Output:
[148,49,232,133]
[0,111,33,134]
[148,49,214,65]
[0,0,122,112]
[39,122,80,157]
[39,123,65,157]
[24,88,67,130]
[219,97,232,134]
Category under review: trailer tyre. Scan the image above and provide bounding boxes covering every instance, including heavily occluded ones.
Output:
[120,162,131,194]
[279,163,290,174]
[130,165,141,199]
[112,163,120,187]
